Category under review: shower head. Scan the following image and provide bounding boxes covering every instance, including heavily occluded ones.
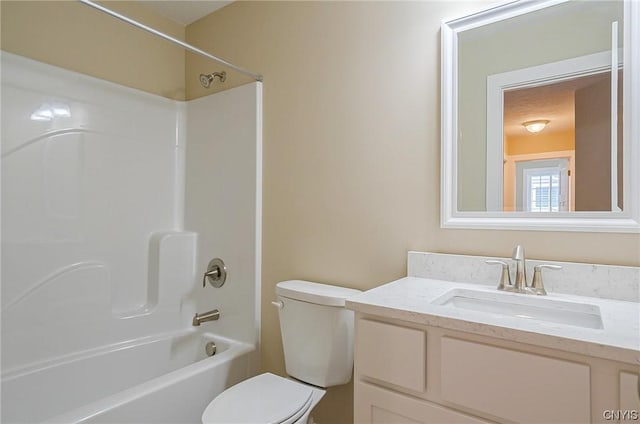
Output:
[199,71,227,88]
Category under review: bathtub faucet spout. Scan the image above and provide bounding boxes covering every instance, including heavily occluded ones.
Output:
[192,309,220,326]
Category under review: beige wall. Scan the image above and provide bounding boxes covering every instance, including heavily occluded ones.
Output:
[1,1,185,100]
[186,2,639,423]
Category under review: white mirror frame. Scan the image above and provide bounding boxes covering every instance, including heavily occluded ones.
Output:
[441,0,640,233]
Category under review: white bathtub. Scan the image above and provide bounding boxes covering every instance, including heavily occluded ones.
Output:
[1,330,255,423]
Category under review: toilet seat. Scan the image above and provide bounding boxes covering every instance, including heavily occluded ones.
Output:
[202,373,314,424]
[280,395,313,424]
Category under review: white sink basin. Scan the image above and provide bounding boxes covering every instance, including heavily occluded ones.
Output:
[432,288,604,329]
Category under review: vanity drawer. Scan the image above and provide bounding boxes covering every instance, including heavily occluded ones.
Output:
[440,337,590,423]
[355,381,492,424]
[356,319,426,392]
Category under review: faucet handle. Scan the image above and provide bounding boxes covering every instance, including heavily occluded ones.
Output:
[202,258,227,288]
[202,268,220,287]
[486,260,512,291]
[531,264,562,295]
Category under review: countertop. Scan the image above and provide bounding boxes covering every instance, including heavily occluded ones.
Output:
[346,277,640,365]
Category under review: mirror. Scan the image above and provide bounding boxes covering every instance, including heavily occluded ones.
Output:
[441,0,639,232]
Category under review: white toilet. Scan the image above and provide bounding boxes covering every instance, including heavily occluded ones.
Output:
[202,280,362,424]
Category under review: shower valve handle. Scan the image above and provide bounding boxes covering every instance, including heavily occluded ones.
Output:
[202,268,219,287]
[202,258,227,288]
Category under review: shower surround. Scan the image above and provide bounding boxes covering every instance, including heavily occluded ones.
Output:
[1,52,262,422]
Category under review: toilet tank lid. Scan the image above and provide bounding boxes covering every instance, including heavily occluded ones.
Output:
[276,280,362,307]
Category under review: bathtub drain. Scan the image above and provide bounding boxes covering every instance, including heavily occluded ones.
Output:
[205,341,217,356]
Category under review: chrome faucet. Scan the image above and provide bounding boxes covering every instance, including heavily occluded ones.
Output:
[192,309,220,326]
[512,245,528,291]
[486,245,562,296]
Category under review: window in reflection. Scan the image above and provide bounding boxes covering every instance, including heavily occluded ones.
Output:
[521,160,568,212]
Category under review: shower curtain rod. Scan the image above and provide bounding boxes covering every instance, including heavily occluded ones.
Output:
[78,0,263,82]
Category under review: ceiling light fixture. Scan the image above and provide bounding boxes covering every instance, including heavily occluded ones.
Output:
[522,120,550,133]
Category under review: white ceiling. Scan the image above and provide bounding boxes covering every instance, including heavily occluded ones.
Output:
[138,1,232,26]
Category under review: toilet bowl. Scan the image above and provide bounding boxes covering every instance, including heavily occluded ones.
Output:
[201,280,361,424]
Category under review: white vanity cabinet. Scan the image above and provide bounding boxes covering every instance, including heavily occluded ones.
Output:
[353,316,639,424]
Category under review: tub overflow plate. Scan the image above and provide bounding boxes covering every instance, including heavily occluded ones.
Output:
[205,341,217,357]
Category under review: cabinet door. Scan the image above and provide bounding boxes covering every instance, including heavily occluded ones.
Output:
[356,319,426,392]
[440,337,590,423]
[620,372,640,411]
[355,382,491,424]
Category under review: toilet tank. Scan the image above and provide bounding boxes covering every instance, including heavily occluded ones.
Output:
[275,280,362,388]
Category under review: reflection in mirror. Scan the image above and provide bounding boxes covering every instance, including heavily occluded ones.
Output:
[441,0,640,232]
[457,0,624,212]
[501,70,623,213]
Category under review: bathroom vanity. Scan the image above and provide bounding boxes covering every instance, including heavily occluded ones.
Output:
[348,0,640,419]
[346,252,640,424]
